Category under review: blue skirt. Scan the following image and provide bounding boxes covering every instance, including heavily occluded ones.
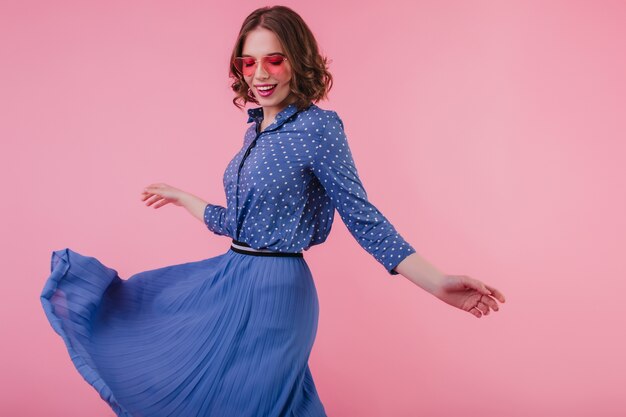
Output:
[40,242,327,417]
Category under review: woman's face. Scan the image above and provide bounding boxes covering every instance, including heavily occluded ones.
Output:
[241,27,294,115]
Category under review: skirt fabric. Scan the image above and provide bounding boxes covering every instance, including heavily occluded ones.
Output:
[40,242,327,417]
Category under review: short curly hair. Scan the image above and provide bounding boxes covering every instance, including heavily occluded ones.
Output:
[229,5,333,112]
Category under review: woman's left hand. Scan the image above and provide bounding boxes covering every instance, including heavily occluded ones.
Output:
[433,275,506,318]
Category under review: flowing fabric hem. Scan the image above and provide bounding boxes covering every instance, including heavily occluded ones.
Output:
[40,248,133,417]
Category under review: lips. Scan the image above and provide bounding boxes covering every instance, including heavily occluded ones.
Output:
[256,84,277,97]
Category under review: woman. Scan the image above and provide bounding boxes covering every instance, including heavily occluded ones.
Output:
[41,5,506,417]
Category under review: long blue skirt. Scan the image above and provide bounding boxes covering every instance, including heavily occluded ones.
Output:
[40,246,327,417]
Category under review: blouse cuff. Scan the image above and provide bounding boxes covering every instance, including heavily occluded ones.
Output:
[385,245,417,276]
[203,203,227,236]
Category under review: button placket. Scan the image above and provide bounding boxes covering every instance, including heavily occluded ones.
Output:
[234,120,262,240]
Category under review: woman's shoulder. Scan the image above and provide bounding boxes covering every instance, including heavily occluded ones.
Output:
[296,104,346,150]
[302,103,342,124]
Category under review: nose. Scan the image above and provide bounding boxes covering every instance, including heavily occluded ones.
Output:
[254,59,269,79]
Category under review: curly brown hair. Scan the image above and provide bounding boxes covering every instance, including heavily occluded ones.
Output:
[229,5,333,112]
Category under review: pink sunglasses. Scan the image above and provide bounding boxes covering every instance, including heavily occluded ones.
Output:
[233,54,289,77]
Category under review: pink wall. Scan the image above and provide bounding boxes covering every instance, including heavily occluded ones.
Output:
[2,1,625,416]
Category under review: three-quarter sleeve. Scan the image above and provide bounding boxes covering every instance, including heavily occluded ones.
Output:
[311,111,416,275]
[203,203,228,236]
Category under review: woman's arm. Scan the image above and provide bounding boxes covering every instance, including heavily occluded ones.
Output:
[142,183,229,236]
[143,183,207,221]
[310,111,417,275]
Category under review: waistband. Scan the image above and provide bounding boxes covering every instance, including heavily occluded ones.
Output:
[230,239,304,258]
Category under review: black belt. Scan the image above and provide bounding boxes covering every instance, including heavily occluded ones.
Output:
[230,239,303,258]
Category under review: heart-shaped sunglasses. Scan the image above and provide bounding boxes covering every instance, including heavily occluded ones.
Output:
[233,54,289,77]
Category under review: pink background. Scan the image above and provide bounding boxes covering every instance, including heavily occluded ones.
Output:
[2,1,625,416]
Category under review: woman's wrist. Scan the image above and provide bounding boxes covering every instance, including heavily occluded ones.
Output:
[178,192,208,222]
[394,252,446,295]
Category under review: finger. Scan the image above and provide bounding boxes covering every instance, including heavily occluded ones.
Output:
[463,276,491,296]
[145,195,163,206]
[476,301,489,315]
[480,294,499,312]
[140,192,153,201]
[144,185,162,193]
[485,284,506,303]
[470,307,482,318]
[153,199,170,209]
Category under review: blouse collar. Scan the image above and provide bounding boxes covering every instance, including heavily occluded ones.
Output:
[246,102,308,130]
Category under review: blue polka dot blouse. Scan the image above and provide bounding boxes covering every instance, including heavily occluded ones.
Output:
[204,102,416,275]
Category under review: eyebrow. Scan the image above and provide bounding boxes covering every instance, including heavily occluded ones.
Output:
[240,52,285,57]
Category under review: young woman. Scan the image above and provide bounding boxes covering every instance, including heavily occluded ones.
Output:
[41,5,506,417]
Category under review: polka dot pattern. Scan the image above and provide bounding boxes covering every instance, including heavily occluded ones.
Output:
[204,102,416,275]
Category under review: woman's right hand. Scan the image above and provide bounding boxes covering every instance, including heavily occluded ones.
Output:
[141,183,187,208]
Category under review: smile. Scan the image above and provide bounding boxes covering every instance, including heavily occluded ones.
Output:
[256,84,277,97]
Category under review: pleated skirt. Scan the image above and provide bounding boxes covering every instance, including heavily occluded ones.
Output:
[40,244,327,417]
